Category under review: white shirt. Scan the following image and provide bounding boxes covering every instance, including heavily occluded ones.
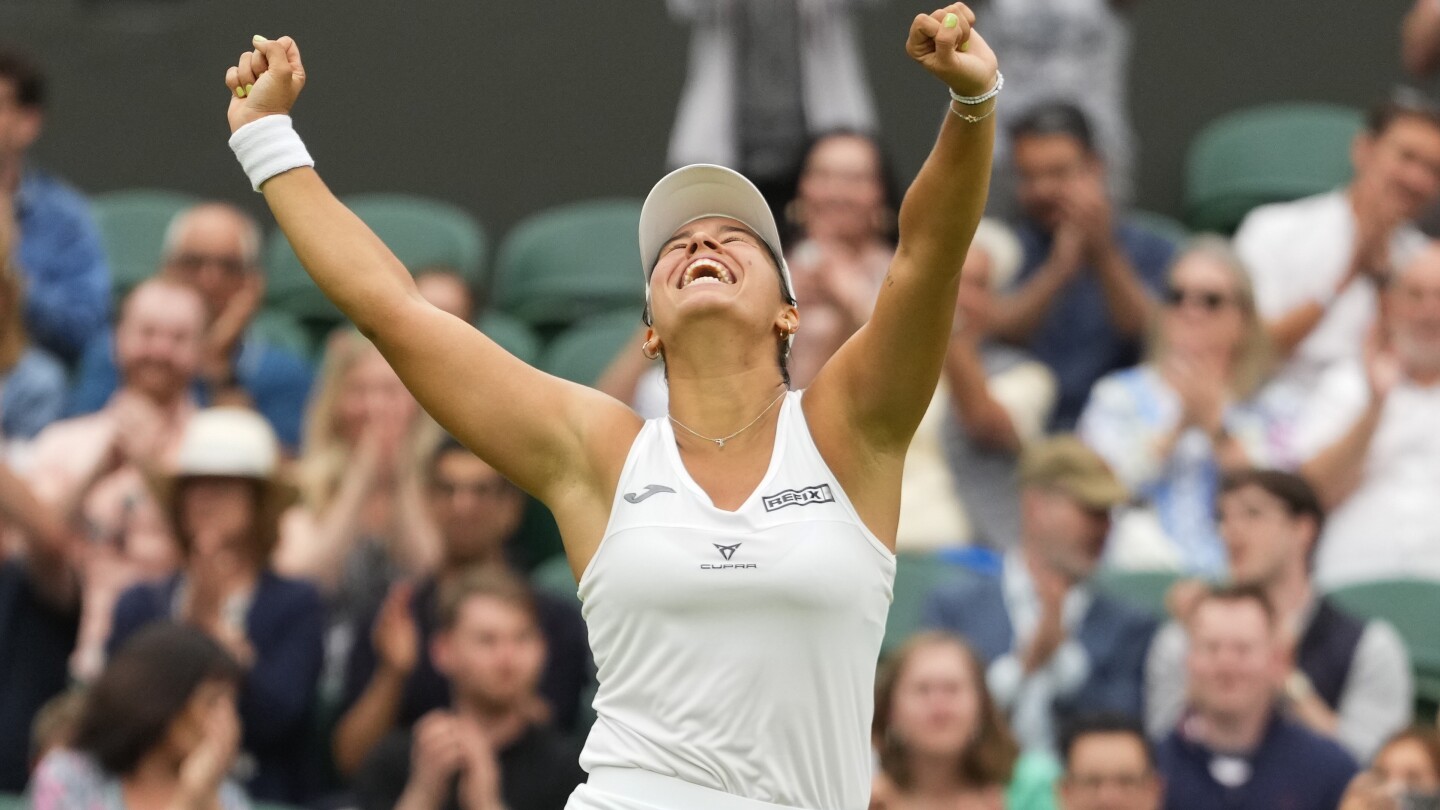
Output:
[1235,190,1427,400]
[577,392,895,810]
[1295,362,1440,586]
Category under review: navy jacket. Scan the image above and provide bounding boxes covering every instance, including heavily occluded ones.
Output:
[921,571,1156,733]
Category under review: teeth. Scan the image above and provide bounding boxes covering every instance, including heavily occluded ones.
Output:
[681,258,733,288]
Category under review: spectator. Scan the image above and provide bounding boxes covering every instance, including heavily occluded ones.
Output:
[415,266,477,323]
[69,202,315,451]
[333,438,592,775]
[1155,586,1356,810]
[26,278,207,681]
[29,688,86,772]
[869,632,1059,810]
[1341,727,1440,809]
[1297,244,1440,585]
[972,0,1143,214]
[1057,714,1163,810]
[351,567,585,810]
[1404,0,1440,78]
[920,219,1056,550]
[276,329,438,664]
[1078,238,1283,576]
[107,407,325,804]
[0,46,110,364]
[1145,470,1412,762]
[1235,94,1440,409]
[0,461,79,792]
[0,203,64,441]
[922,436,1155,752]
[991,103,1176,430]
[665,0,880,211]
[28,622,249,810]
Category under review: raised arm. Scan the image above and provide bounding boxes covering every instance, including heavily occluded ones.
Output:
[222,39,638,512]
[809,5,998,452]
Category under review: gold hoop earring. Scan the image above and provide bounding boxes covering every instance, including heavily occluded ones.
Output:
[642,340,661,361]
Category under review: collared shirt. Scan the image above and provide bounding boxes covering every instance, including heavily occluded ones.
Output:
[988,552,1094,752]
[14,167,111,363]
[1295,362,1440,586]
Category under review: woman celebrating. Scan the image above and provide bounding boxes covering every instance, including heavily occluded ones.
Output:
[221,6,998,808]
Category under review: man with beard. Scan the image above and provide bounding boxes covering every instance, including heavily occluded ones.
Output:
[1298,243,1440,586]
[922,436,1155,752]
[26,279,207,680]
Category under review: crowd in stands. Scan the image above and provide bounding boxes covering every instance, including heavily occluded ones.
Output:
[6,2,1440,808]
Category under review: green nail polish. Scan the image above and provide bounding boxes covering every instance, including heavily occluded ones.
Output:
[244,84,254,96]
[234,87,244,99]
[943,12,959,28]
[961,39,971,51]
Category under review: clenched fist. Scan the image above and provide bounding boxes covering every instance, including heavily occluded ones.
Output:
[225,35,307,133]
[906,4,999,99]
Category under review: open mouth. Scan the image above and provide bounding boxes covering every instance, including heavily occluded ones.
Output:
[679,257,736,289]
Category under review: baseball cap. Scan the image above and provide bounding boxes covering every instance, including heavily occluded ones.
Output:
[638,164,796,323]
[1019,436,1129,510]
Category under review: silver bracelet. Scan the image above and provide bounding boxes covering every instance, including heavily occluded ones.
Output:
[949,101,996,124]
[949,71,1004,105]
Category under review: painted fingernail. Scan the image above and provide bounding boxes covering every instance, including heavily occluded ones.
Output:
[961,38,971,51]
[234,86,245,99]
[252,34,268,45]
[943,12,959,28]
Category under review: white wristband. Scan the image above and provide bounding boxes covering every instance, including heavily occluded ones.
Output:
[228,115,314,192]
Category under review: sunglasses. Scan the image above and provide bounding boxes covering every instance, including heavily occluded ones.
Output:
[1164,286,1235,312]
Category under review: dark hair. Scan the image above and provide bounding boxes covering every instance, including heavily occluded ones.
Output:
[1060,713,1156,772]
[1378,727,1440,781]
[873,632,1019,791]
[427,435,473,481]
[1367,88,1440,138]
[0,47,44,109]
[1219,468,1325,539]
[435,564,538,631]
[1195,583,1276,628]
[782,129,902,248]
[168,476,279,568]
[72,623,243,776]
[1011,101,1097,156]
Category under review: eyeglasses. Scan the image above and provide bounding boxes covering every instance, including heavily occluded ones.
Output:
[168,253,250,277]
[1163,286,1235,312]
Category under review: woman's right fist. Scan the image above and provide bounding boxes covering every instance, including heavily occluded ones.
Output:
[225,35,306,133]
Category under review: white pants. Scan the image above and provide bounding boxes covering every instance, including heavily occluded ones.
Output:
[566,767,809,810]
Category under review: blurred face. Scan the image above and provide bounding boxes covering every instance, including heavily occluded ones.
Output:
[1219,485,1312,589]
[333,348,418,445]
[1187,599,1281,723]
[1022,487,1111,581]
[647,216,794,357]
[1353,117,1440,220]
[956,246,995,330]
[179,477,260,559]
[1061,733,1163,810]
[416,271,474,322]
[164,679,238,763]
[887,642,983,759]
[161,207,256,320]
[0,77,40,162]
[429,451,524,566]
[434,596,546,714]
[1389,251,1440,378]
[1374,737,1440,795]
[1014,133,1097,231]
[1160,252,1246,361]
[796,134,887,244]
[114,285,206,402]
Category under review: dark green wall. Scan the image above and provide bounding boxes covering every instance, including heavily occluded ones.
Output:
[0,0,1420,237]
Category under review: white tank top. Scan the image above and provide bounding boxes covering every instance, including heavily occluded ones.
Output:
[577,391,895,810]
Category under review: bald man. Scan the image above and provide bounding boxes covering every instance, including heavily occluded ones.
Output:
[1298,242,1440,586]
[68,202,313,449]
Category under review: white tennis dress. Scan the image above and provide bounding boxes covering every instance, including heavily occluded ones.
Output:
[568,391,896,810]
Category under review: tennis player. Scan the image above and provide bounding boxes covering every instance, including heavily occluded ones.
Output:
[222,6,998,808]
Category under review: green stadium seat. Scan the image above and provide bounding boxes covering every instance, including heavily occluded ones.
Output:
[539,309,644,386]
[249,307,316,359]
[475,309,543,367]
[1328,579,1440,706]
[1128,209,1191,246]
[1092,569,1184,620]
[91,188,201,299]
[531,552,581,608]
[491,199,645,330]
[0,794,23,810]
[883,552,977,655]
[1185,103,1362,234]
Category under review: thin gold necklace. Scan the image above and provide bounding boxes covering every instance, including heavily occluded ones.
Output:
[669,389,787,449]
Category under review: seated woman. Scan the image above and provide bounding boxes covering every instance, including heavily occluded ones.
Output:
[1341,727,1440,809]
[871,631,1058,810]
[107,407,325,805]
[0,211,65,442]
[1077,237,1285,576]
[28,622,249,810]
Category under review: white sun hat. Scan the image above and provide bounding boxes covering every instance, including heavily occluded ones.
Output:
[638,164,796,324]
[173,406,280,479]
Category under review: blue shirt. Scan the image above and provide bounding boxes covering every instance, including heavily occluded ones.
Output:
[1156,713,1357,810]
[67,329,314,450]
[1,346,66,440]
[15,167,110,363]
[1010,218,1176,431]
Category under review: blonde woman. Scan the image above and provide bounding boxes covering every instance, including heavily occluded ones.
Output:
[1077,237,1283,575]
